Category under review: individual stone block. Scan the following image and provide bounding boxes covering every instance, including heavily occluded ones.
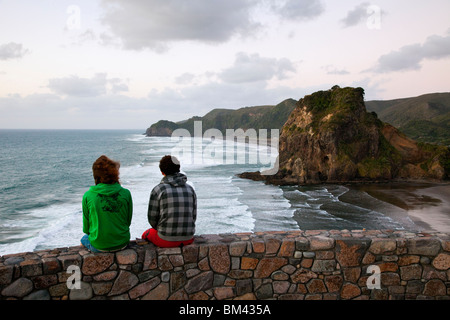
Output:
[341,283,361,299]
[1,278,33,298]
[407,238,441,256]
[128,277,160,299]
[278,239,295,257]
[251,239,265,253]
[255,283,272,299]
[23,289,51,300]
[423,279,446,296]
[342,267,361,283]
[273,281,290,294]
[143,249,157,271]
[307,279,327,293]
[69,281,93,300]
[0,265,14,285]
[209,244,230,274]
[335,239,370,267]
[311,260,336,273]
[213,287,235,300]
[57,254,82,270]
[20,259,42,277]
[32,274,58,289]
[82,253,114,275]
[93,270,118,281]
[400,264,422,280]
[108,270,139,296]
[295,237,309,251]
[42,258,61,275]
[116,249,138,265]
[185,271,214,294]
[398,255,420,266]
[241,257,258,270]
[92,282,113,296]
[141,282,169,300]
[229,241,247,257]
[369,239,396,254]
[264,237,281,255]
[432,253,450,270]
[169,288,189,300]
[182,245,199,263]
[254,258,287,278]
[49,283,69,297]
[324,275,343,292]
[158,255,173,271]
[309,236,335,251]
[169,255,184,267]
[290,268,318,284]
[236,279,252,296]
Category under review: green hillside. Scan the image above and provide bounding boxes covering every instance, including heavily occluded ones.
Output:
[145,99,297,137]
[365,92,450,145]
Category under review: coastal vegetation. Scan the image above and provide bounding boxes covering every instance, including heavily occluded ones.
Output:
[145,99,297,137]
[365,92,450,145]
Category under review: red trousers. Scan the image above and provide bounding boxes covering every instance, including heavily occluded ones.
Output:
[141,228,194,248]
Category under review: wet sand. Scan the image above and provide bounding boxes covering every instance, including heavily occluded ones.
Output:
[349,182,450,234]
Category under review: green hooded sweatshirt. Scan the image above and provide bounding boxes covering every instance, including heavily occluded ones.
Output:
[82,183,133,251]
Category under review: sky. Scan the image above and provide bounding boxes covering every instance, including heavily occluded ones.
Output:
[0,0,449,129]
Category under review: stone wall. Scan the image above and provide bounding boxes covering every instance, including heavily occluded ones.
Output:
[1,230,449,300]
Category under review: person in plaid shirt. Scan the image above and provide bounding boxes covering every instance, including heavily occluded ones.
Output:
[141,155,197,247]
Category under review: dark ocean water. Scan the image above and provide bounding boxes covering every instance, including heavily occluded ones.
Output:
[0,130,418,255]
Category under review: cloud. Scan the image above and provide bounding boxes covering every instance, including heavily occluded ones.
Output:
[341,2,371,27]
[341,2,386,29]
[273,0,325,21]
[373,33,450,73]
[0,42,30,60]
[175,73,196,85]
[47,73,128,97]
[323,65,350,75]
[218,52,296,84]
[0,92,156,129]
[100,0,260,51]
[108,77,129,94]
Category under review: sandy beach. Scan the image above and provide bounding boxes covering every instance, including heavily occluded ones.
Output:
[350,182,450,234]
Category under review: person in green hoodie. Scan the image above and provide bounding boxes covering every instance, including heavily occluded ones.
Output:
[81,155,133,252]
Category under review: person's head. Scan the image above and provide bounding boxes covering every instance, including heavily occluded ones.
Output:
[159,155,180,176]
[92,155,120,185]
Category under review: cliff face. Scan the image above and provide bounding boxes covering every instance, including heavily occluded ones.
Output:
[145,120,179,137]
[240,86,449,185]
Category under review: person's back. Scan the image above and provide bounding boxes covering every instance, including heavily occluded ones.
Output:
[81,155,133,252]
[142,155,197,247]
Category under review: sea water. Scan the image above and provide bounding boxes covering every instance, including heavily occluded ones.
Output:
[0,129,417,256]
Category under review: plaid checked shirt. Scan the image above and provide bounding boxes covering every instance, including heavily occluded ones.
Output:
[147,172,197,241]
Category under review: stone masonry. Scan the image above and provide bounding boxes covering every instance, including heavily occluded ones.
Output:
[1,229,449,300]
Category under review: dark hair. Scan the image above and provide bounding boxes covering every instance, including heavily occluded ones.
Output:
[92,155,120,185]
[159,155,180,176]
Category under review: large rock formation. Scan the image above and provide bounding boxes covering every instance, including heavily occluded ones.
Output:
[239,86,449,185]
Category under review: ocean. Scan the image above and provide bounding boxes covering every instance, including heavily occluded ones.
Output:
[0,129,420,256]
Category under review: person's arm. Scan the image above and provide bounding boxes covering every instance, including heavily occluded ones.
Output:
[127,191,133,227]
[147,187,160,229]
[82,194,90,235]
[192,190,197,223]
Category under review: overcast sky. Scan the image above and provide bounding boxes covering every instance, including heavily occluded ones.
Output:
[0,0,449,129]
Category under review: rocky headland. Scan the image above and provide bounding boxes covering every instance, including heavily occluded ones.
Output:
[239,86,450,185]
